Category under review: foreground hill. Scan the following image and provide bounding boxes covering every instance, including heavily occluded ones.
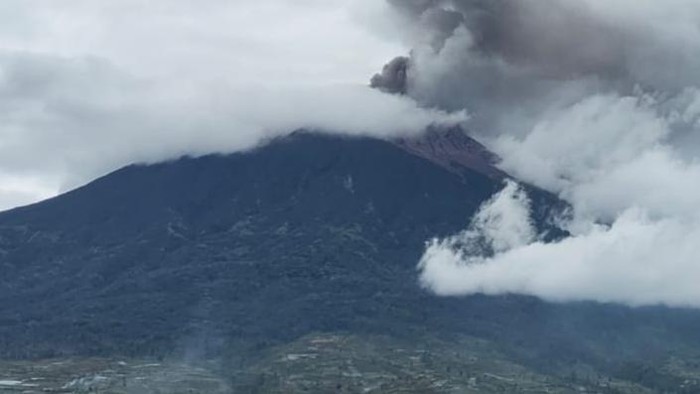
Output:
[1,130,700,392]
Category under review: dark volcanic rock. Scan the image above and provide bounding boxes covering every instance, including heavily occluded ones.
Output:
[393,126,505,179]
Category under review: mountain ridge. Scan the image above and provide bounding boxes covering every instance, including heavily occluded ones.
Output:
[392,126,505,179]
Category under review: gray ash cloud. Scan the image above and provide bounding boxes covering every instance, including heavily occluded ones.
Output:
[386,0,700,308]
[370,56,410,94]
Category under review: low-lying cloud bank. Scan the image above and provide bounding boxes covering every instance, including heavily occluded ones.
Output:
[0,52,464,206]
[392,1,700,307]
[420,182,700,307]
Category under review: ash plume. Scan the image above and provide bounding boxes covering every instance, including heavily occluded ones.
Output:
[384,0,700,307]
[370,56,410,94]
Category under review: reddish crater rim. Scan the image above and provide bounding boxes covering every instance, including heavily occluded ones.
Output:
[392,127,505,179]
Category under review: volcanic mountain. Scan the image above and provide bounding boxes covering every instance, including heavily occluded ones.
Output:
[1,130,700,391]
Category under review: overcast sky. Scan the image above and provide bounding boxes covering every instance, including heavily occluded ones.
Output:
[0,0,463,210]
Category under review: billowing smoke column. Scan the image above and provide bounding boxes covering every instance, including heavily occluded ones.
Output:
[380,0,700,307]
[377,0,700,133]
[370,56,410,95]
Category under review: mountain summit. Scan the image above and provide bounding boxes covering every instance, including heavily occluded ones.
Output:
[393,127,505,179]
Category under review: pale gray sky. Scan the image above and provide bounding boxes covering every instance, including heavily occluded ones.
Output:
[0,0,463,210]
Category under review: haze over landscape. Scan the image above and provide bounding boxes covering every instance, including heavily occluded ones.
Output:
[3,1,700,393]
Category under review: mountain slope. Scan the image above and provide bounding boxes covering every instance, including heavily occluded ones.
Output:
[0,131,512,356]
[1,131,700,392]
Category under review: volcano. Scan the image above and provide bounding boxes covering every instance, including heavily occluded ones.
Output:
[1,130,699,392]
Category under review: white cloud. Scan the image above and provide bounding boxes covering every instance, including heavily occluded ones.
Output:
[420,203,700,307]
[0,0,465,211]
[404,1,700,308]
